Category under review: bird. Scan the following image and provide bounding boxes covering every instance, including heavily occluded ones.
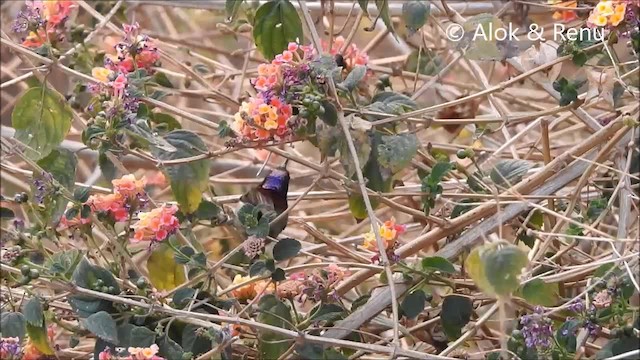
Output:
[239,160,290,238]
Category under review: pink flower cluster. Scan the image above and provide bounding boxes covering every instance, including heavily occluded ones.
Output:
[286,263,350,302]
[13,0,75,48]
[323,36,369,69]
[131,204,179,242]
[87,174,147,222]
[232,42,313,143]
[105,22,160,74]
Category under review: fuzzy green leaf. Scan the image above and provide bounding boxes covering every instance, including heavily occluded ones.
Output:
[83,311,119,344]
[253,0,303,60]
[12,86,73,160]
[378,133,418,174]
[273,238,301,262]
[441,295,473,339]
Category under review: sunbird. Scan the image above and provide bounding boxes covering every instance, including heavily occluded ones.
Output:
[239,161,290,238]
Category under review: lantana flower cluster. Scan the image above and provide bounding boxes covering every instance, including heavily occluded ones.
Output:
[231,42,314,143]
[362,218,406,262]
[0,337,21,360]
[520,306,554,353]
[231,264,349,303]
[131,204,180,242]
[13,0,75,48]
[87,174,147,222]
[547,0,578,23]
[88,23,159,126]
[587,1,633,28]
[98,345,165,360]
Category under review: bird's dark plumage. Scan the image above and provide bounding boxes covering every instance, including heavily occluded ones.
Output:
[240,166,290,238]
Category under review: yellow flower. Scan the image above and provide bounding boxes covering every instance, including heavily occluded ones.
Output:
[595,1,614,16]
[593,14,609,26]
[610,12,624,26]
[231,274,257,301]
[258,103,270,115]
[264,119,278,130]
[614,3,626,14]
[92,67,113,83]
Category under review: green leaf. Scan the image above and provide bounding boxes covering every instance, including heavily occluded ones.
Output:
[1,312,26,340]
[33,148,77,225]
[377,133,418,174]
[594,263,615,278]
[11,86,73,160]
[0,207,15,219]
[257,294,294,359]
[465,245,495,296]
[151,113,181,131]
[153,72,174,88]
[519,279,559,306]
[83,311,118,344]
[194,200,222,222]
[483,244,528,297]
[226,0,244,21]
[341,65,367,91]
[26,322,54,355]
[253,0,303,60]
[596,335,639,359]
[273,238,301,261]
[374,0,395,35]
[405,48,441,75]
[572,51,588,67]
[421,256,455,274]
[357,0,369,15]
[451,198,477,219]
[23,297,44,327]
[402,0,430,35]
[309,303,345,323]
[441,295,473,339]
[458,14,504,61]
[70,257,119,317]
[366,92,417,118]
[401,290,426,319]
[154,130,211,213]
[159,335,185,360]
[250,260,269,277]
[271,268,286,281]
[98,151,118,181]
[490,159,533,186]
[339,129,371,178]
[45,249,82,277]
[147,243,186,291]
[73,186,91,203]
[319,100,338,126]
[172,288,196,309]
[130,326,157,347]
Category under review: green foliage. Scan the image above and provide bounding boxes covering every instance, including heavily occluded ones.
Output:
[401,290,427,319]
[421,256,455,274]
[519,279,559,306]
[366,91,417,119]
[33,148,77,225]
[402,0,430,34]
[421,161,453,215]
[296,343,347,360]
[147,243,186,291]
[130,326,157,347]
[23,297,44,327]
[257,294,294,359]
[586,198,608,221]
[405,48,441,75]
[83,311,119,344]
[26,322,55,355]
[225,0,244,21]
[339,128,371,178]
[1,312,26,341]
[374,0,394,35]
[458,14,506,61]
[70,257,119,317]
[153,130,211,214]
[596,332,640,359]
[11,86,73,160]
[273,238,301,261]
[340,65,367,91]
[450,198,477,219]
[553,77,582,106]
[441,294,473,339]
[193,200,223,224]
[45,249,82,278]
[237,203,272,237]
[378,133,418,174]
[252,0,302,60]
[465,242,528,298]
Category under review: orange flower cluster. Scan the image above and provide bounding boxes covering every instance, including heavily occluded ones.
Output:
[230,274,275,302]
[362,217,406,252]
[18,1,75,48]
[588,1,628,27]
[131,204,179,242]
[98,345,165,360]
[105,22,160,74]
[324,35,369,69]
[232,96,293,141]
[88,174,147,222]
